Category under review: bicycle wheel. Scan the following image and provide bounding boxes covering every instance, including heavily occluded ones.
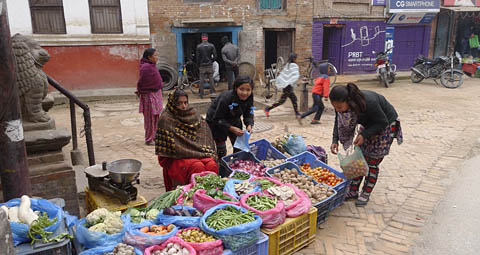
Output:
[327,63,337,86]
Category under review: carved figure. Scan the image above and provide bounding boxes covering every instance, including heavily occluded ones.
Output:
[11,34,51,123]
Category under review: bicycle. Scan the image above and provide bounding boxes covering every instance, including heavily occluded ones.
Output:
[176,59,200,94]
[305,57,337,86]
[259,57,285,102]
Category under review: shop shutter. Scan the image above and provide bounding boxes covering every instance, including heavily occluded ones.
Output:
[29,0,66,34]
[89,0,123,34]
[260,0,283,10]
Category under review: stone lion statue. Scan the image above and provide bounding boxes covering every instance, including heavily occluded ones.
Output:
[12,34,51,123]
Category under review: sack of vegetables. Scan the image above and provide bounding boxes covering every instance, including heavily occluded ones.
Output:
[190,171,218,186]
[338,145,369,180]
[0,196,65,246]
[78,243,143,255]
[145,236,197,255]
[223,179,261,200]
[177,227,223,255]
[123,220,178,251]
[177,184,194,206]
[75,209,129,249]
[240,192,286,229]
[200,204,262,251]
[157,205,203,228]
[193,189,240,213]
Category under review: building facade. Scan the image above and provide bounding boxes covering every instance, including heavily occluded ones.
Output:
[6,0,150,90]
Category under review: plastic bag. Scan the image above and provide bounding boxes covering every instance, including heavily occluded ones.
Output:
[240,192,286,229]
[177,227,223,255]
[176,183,194,206]
[223,179,261,200]
[0,198,64,246]
[123,220,178,251]
[75,214,129,249]
[307,145,327,163]
[190,171,219,186]
[338,145,369,179]
[157,205,201,228]
[78,244,143,255]
[144,236,197,255]
[283,134,307,155]
[233,131,251,152]
[193,189,240,213]
[200,204,262,251]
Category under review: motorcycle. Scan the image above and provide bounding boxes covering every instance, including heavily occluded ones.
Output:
[410,52,464,89]
[373,47,396,88]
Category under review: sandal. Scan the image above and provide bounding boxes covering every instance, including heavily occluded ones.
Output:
[355,193,370,207]
[310,120,321,125]
[345,191,358,201]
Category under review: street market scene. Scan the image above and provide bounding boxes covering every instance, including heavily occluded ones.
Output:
[1,0,480,255]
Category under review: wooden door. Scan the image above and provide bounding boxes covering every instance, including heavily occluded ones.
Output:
[277,31,293,65]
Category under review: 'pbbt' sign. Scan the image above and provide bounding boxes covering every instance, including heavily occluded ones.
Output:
[388,0,440,13]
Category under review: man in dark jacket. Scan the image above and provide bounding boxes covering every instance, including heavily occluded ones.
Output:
[196,33,217,98]
[221,36,240,90]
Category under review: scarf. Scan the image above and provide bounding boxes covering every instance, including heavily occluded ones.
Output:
[337,110,358,150]
[155,93,217,160]
[275,63,300,89]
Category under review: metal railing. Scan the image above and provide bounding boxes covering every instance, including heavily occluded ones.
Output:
[46,75,95,166]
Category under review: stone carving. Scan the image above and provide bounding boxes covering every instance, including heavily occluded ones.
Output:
[11,34,51,123]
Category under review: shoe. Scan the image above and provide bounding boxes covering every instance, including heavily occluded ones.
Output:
[296,115,303,125]
[355,194,370,207]
[310,120,321,125]
[145,141,154,146]
[264,108,270,117]
[345,191,359,201]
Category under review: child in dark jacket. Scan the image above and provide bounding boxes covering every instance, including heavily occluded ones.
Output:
[206,75,255,158]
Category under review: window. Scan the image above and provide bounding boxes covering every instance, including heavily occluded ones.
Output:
[260,0,283,10]
[89,0,123,34]
[29,0,66,34]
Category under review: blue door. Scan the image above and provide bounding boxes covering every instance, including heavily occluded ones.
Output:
[325,26,343,73]
[392,26,429,71]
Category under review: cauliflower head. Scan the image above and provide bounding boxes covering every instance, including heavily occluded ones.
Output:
[103,212,123,234]
[86,208,123,234]
[88,222,107,233]
[86,208,109,226]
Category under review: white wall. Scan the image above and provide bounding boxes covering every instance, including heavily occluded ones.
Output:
[6,0,150,45]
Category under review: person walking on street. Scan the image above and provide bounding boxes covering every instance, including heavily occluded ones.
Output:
[136,48,163,146]
[196,33,217,98]
[264,53,302,123]
[221,36,240,90]
[300,63,330,124]
[329,83,403,206]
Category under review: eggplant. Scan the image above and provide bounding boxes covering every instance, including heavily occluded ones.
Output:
[163,207,176,216]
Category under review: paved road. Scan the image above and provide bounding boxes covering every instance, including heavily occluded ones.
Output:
[48,76,480,254]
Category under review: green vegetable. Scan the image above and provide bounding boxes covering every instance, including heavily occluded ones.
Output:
[231,171,250,180]
[187,174,226,200]
[27,212,73,245]
[147,188,182,211]
[256,179,275,190]
[205,206,256,231]
[246,195,277,211]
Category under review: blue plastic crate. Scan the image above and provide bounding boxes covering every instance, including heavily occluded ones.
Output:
[287,152,347,210]
[15,218,72,255]
[266,162,337,225]
[223,232,269,255]
[220,151,261,178]
[249,139,287,161]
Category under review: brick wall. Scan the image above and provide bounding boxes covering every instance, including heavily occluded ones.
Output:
[313,0,385,18]
[148,0,313,75]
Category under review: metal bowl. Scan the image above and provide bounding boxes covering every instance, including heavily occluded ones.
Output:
[107,159,142,184]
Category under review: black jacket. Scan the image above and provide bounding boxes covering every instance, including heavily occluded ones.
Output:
[221,42,240,68]
[333,90,398,144]
[196,42,217,67]
[206,90,254,141]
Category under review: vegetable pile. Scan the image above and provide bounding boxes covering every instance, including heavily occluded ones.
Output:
[233,181,256,197]
[105,243,136,255]
[123,208,159,224]
[228,160,266,177]
[266,186,297,207]
[86,208,123,234]
[231,171,250,180]
[163,207,203,217]
[152,242,191,255]
[140,224,175,235]
[272,168,335,204]
[255,179,276,190]
[148,188,182,211]
[271,135,290,155]
[261,159,286,169]
[245,195,277,211]
[178,228,216,243]
[186,174,227,201]
[300,163,343,187]
[205,206,256,231]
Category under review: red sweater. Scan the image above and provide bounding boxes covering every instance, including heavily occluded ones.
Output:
[312,75,330,97]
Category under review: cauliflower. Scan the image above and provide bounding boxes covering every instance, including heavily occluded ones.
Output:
[86,208,123,234]
[146,209,159,220]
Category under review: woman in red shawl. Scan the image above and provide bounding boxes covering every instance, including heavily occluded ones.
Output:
[155,89,218,191]
[137,48,163,145]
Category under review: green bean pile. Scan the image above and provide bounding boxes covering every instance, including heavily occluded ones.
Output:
[245,195,277,211]
[205,206,256,231]
[231,171,250,180]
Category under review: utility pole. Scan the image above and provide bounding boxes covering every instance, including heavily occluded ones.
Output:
[0,0,32,200]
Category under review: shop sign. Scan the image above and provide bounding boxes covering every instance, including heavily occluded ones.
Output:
[372,0,386,6]
[385,26,394,61]
[444,0,480,7]
[387,12,437,24]
[388,0,440,13]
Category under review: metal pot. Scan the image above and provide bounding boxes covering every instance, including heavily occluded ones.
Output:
[107,159,141,184]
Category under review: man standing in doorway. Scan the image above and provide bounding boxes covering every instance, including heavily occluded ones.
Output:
[196,33,217,98]
[221,36,240,90]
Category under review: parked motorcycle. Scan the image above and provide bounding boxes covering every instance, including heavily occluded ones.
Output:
[410,52,464,89]
[373,47,396,88]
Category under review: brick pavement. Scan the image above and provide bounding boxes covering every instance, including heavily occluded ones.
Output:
[48,77,480,254]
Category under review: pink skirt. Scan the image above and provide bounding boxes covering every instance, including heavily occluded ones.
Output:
[139,89,163,115]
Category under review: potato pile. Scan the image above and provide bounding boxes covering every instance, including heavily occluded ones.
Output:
[341,159,368,179]
[178,228,216,243]
[272,168,335,204]
[261,159,286,168]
